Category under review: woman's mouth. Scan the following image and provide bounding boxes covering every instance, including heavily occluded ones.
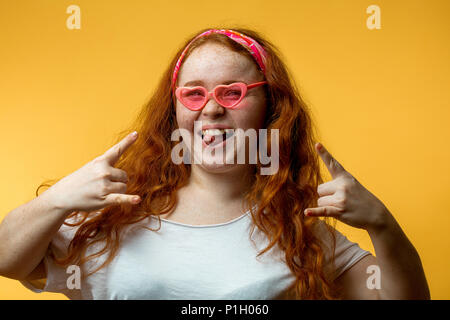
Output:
[200,128,234,147]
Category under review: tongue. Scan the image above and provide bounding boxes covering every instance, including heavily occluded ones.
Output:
[203,134,215,145]
[203,134,228,146]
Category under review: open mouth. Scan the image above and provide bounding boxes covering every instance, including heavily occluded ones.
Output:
[200,128,234,147]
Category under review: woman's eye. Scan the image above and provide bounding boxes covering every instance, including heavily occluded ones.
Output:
[225,90,241,96]
[187,90,203,96]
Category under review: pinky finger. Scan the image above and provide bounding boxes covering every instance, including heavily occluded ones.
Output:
[105,194,141,206]
[304,206,341,218]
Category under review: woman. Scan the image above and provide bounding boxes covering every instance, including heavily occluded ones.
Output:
[0,28,430,299]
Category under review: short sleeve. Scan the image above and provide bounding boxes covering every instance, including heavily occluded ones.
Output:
[314,220,372,281]
[19,214,84,299]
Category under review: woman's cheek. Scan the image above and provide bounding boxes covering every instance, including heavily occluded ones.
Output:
[235,99,252,111]
[176,108,197,130]
[232,103,265,129]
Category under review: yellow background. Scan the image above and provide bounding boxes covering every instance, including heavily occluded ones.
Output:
[0,0,449,299]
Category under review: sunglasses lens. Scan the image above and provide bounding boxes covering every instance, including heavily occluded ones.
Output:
[180,88,206,108]
[215,84,243,107]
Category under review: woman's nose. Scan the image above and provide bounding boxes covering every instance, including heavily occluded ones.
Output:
[201,96,225,118]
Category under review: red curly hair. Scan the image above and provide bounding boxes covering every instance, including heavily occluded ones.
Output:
[37,27,339,299]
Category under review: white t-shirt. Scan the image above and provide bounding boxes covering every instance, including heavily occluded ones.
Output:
[20,208,371,299]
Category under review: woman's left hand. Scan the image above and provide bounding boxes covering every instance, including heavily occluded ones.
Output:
[304,142,391,232]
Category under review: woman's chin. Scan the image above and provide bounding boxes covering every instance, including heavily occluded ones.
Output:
[191,152,238,173]
[197,160,236,173]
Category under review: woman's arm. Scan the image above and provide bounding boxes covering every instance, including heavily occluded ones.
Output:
[0,132,140,281]
[335,208,430,299]
[0,189,72,280]
[304,143,430,299]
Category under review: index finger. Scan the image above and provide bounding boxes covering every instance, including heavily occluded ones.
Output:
[103,131,138,165]
[315,142,346,179]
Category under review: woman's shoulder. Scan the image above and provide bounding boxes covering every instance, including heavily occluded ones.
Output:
[312,219,372,280]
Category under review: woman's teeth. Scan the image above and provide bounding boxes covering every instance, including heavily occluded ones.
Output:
[201,129,234,136]
[201,129,234,144]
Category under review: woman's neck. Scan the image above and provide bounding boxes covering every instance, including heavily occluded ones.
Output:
[188,164,255,203]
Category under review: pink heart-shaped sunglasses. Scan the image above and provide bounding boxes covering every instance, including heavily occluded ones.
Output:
[175,81,267,111]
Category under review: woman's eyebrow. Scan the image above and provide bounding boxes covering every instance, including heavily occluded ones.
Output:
[182,80,246,87]
[183,80,203,87]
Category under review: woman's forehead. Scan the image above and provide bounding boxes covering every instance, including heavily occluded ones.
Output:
[177,44,261,86]
[183,46,254,71]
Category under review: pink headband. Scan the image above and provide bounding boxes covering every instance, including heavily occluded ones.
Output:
[171,29,268,90]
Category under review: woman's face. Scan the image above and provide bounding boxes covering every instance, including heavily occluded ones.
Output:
[175,42,267,173]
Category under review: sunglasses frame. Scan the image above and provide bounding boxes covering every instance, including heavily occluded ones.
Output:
[175,81,267,111]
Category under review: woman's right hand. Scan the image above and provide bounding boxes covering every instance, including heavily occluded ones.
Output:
[44,131,141,213]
